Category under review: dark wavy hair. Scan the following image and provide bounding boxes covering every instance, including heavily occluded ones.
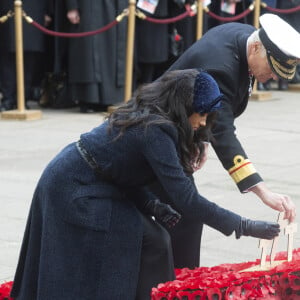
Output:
[108,69,217,174]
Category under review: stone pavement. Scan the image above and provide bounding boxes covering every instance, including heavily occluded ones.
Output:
[1,90,300,283]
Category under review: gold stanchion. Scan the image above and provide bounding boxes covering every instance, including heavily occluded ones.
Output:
[15,0,25,112]
[253,0,261,29]
[1,0,42,120]
[124,0,136,102]
[108,1,135,113]
[196,0,203,40]
[250,0,272,101]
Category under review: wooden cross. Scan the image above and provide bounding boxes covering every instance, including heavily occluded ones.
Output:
[262,212,297,268]
[241,212,298,272]
[270,212,289,265]
[285,222,298,261]
[259,238,273,268]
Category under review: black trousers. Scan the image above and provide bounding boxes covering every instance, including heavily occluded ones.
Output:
[135,214,175,300]
[149,182,203,269]
[168,217,203,269]
[0,51,43,105]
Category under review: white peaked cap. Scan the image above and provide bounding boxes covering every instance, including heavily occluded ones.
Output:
[259,13,300,80]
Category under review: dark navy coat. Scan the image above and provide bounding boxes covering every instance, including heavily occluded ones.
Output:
[65,0,127,105]
[169,23,262,192]
[11,120,240,299]
[0,0,47,53]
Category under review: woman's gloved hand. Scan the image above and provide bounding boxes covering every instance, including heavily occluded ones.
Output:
[144,199,181,228]
[235,217,280,239]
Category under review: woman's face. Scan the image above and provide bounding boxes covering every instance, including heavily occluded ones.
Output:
[188,112,208,131]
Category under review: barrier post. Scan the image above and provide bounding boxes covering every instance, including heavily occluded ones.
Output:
[1,0,42,120]
[15,0,25,112]
[253,0,261,29]
[250,0,272,101]
[124,0,136,102]
[196,0,204,40]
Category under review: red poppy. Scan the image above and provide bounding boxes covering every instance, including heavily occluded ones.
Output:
[190,290,205,300]
[206,287,222,300]
[0,281,14,300]
[289,274,300,291]
[177,290,193,299]
[279,272,290,290]
[225,285,244,300]
[151,288,167,300]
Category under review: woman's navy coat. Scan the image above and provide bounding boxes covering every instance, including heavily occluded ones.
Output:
[11,120,240,299]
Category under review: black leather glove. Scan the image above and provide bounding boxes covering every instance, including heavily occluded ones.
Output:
[235,217,280,240]
[144,199,181,228]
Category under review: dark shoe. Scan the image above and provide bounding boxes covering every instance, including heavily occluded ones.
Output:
[79,103,108,113]
[263,81,271,90]
[0,101,16,112]
[258,82,271,91]
[278,80,288,90]
[258,82,266,91]
[79,104,95,113]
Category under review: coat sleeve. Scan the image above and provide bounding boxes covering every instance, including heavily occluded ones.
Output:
[211,100,263,193]
[142,125,241,236]
[206,62,263,193]
[124,186,157,213]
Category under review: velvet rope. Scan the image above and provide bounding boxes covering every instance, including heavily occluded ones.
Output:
[144,7,193,24]
[30,19,119,38]
[206,8,253,22]
[264,5,300,14]
[0,10,14,24]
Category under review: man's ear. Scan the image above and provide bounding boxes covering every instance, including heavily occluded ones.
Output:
[249,41,261,55]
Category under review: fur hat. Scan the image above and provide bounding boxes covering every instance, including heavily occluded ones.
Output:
[193,71,223,114]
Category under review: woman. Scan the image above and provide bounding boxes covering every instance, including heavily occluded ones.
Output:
[11,69,280,300]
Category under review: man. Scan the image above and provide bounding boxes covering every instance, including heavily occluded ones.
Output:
[65,0,127,113]
[0,0,48,111]
[166,13,299,268]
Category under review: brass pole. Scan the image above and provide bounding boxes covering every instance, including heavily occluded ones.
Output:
[124,0,136,102]
[196,0,203,40]
[253,0,261,29]
[14,0,25,112]
[252,0,261,93]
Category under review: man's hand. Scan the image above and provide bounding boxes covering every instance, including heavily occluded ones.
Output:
[67,9,80,24]
[249,182,296,223]
[44,15,52,27]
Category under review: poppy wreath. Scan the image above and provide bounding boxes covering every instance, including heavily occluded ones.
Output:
[151,248,300,300]
[0,281,13,300]
[1,249,300,300]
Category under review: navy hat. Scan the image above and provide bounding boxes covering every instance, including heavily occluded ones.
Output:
[259,14,300,80]
[193,71,223,114]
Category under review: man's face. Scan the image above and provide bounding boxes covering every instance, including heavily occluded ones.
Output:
[248,42,278,83]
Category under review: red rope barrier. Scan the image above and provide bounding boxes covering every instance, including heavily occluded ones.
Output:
[144,7,192,24]
[263,5,300,14]
[31,19,118,38]
[206,8,253,22]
